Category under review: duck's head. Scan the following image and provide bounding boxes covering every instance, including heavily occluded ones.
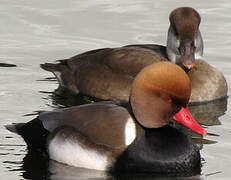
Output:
[130,62,206,136]
[167,7,203,71]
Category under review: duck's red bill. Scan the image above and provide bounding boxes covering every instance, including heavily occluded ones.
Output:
[173,107,207,136]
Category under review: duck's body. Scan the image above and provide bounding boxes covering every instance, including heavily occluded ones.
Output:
[41,45,167,103]
[112,126,200,176]
[7,104,200,176]
[7,62,206,177]
[188,60,227,103]
[42,46,227,104]
[41,7,227,104]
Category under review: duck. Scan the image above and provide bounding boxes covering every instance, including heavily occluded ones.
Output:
[40,7,227,104]
[6,62,207,177]
[188,59,227,104]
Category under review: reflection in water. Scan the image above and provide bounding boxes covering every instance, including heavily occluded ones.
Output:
[41,87,104,108]
[189,98,227,126]
[49,161,105,180]
[1,142,25,172]
[21,151,204,180]
[192,137,217,145]
[110,174,203,180]
[22,152,49,180]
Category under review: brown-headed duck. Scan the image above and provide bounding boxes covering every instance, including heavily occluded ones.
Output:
[6,62,206,177]
[40,7,227,104]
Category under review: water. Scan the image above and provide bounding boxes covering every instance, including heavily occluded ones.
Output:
[1,0,231,179]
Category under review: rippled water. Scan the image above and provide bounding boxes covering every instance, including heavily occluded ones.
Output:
[1,0,231,179]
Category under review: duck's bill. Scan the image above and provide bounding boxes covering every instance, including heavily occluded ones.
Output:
[179,42,196,70]
[182,58,195,70]
[173,107,207,136]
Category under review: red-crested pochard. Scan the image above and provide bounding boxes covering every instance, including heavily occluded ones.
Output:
[6,62,206,177]
[40,7,227,104]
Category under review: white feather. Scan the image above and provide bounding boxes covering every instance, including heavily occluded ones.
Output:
[125,117,136,146]
[48,136,108,170]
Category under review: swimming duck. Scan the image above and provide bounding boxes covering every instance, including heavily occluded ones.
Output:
[40,7,227,104]
[188,59,227,104]
[6,62,206,177]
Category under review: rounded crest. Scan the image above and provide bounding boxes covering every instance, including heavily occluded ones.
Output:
[169,7,201,40]
[132,62,191,106]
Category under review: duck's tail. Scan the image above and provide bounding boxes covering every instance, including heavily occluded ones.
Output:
[5,123,24,134]
[5,118,49,152]
[40,63,57,72]
[40,59,68,72]
[40,62,64,85]
[40,61,79,93]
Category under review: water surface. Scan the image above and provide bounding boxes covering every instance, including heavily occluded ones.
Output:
[1,0,231,179]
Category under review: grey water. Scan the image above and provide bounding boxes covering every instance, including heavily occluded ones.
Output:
[0,0,231,179]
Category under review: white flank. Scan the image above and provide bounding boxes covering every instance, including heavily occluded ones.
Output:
[125,117,136,146]
[48,137,108,170]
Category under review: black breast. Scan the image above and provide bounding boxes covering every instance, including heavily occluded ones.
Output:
[110,125,201,177]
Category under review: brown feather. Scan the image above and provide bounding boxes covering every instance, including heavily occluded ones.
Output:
[170,7,201,40]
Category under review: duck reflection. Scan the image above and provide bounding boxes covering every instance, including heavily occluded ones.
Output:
[21,152,49,180]
[21,151,203,180]
[188,98,227,126]
[41,88,104,108]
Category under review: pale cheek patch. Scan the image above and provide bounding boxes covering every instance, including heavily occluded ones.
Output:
[48,137,108,171]
[167,49,177,63]
[195,53,203,59]
[125,118,136,146]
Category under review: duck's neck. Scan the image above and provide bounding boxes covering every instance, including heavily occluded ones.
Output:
[111,126,201,177]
